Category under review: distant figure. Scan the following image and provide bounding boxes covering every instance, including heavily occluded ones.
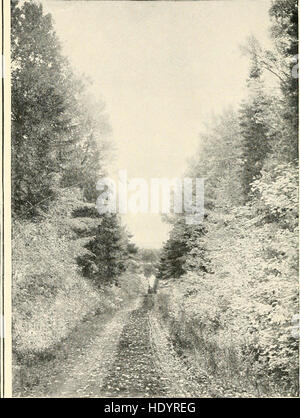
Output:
[148,274,158,294]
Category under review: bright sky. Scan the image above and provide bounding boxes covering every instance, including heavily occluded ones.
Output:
[43,0,272,248]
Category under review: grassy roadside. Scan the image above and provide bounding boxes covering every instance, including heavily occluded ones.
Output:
[13,278,144,398]
[155,284,296,398]
[12,194,147,396]
[13,306,114,397]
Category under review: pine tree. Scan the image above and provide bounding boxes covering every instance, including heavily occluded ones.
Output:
[11,0,71,217]
[11,1,111,217]
[76,212,131,285]
[269,0,298,160]
[158,216,207,280]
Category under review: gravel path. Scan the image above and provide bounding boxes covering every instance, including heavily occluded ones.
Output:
[17,294,213,397]
[100,295,210,397]
[50,298,141,398]
[100,295,167,397]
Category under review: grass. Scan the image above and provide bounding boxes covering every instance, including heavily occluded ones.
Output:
[156,290,297,398]
[12,200,147,396]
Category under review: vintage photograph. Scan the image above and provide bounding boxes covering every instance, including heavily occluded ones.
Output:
[6,0,299,398]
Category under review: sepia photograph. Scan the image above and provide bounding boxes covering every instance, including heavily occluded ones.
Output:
[1,0,299,399]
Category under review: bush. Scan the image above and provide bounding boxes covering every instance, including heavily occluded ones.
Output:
[157,165,298,396]
[13,191,145,359]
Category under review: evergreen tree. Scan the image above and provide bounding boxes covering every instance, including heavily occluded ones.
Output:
[11,1,133,291]
[11,0,111,217]
[11,0,71,217]
[269,0,298,159]
[77,212,132,285]
[239,51,271,197]
[158,217,206,279]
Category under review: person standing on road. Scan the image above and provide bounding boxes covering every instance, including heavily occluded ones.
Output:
[148,274,158,294]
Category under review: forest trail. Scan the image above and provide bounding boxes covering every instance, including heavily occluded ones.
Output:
[21,294,210,398]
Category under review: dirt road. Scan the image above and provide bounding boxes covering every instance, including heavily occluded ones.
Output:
[16,295,210,398]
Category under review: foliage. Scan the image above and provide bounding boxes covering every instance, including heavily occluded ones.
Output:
[12,190,98,355]
[11,1,144,391]
[77,212,134,285]
[11,0,111,218]
[13,190,146,360]
[239,54,271,196]
[139,248,160,264]
[267,0,298,158]
[158,0,299,396]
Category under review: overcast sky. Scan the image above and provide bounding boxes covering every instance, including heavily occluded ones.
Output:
[42,0,272,248]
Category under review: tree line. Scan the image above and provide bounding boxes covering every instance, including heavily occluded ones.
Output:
[158,0,298,281]
[157,0,298,393]
[11,0,137,285]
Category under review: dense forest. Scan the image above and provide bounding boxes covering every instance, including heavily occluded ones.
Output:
[157,0,299,396]
[11,0,145,389]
